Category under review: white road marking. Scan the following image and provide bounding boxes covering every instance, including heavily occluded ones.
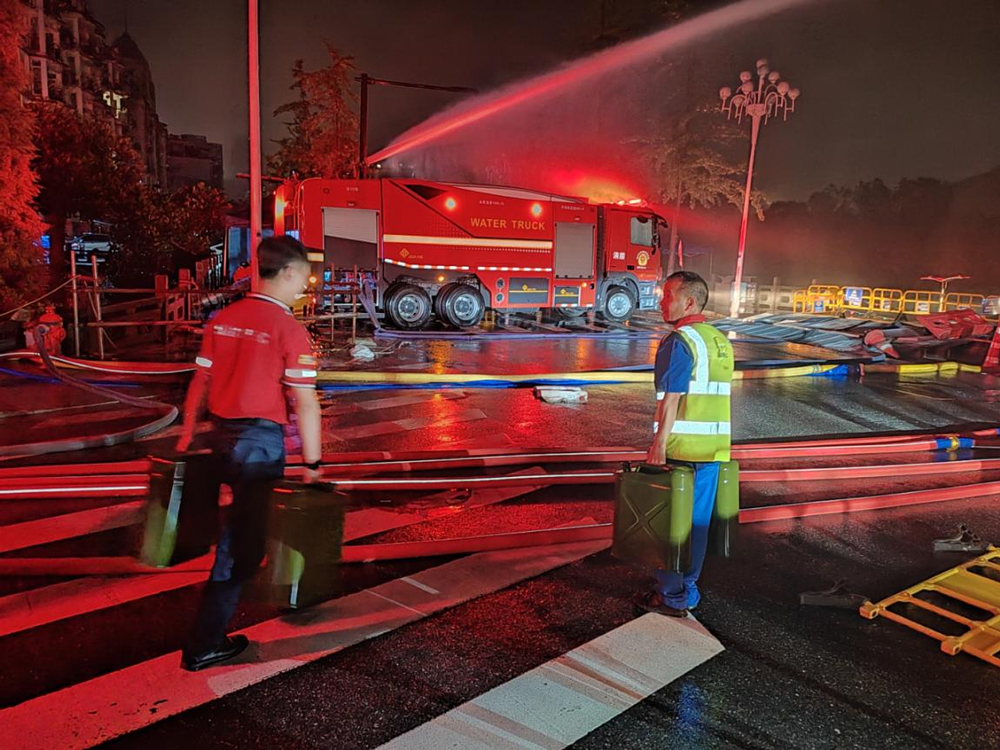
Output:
[0,502,143,554]
[376,614,724,750]
[0,541,607,750]
[0,477,544,639]
[366,589,429,616]
[330,408,487,441]
[400,576,440,595]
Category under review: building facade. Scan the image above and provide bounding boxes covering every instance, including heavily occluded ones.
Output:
[18,0,167,187]
[167,134,225,191]
[113,31,168,187]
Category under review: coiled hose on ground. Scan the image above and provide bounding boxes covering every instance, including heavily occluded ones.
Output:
[0,326,178,459]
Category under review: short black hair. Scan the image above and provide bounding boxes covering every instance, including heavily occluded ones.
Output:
[667,270,709,312]
[258,236,310,279]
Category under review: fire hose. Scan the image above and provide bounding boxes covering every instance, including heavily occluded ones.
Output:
[0,325,178,459]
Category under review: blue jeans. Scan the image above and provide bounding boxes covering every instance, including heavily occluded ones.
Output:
[185,418,285,657]
[655,461,720,610]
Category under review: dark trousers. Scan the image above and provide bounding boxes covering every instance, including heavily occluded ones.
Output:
[184,418,285,657]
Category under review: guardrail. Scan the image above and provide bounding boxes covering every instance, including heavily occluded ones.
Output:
[787,283,998,321]
[793,284,841,314]
[64,262,366,359]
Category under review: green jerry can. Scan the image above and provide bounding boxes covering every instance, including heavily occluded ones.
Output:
[140,455,219,568]
[264,482,346,610]
[709,461,740,557]
[612,464,695,572]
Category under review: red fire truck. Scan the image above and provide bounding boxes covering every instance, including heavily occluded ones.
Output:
[275,177,665,329]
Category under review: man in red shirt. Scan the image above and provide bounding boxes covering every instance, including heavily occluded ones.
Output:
[176,236,323,671]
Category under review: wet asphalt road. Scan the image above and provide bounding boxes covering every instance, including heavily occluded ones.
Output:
[94,496,1000,750]
[4,368,998,470]
[3,336,1000,748]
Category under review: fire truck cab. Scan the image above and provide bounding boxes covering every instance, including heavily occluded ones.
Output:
[276,177,664,329]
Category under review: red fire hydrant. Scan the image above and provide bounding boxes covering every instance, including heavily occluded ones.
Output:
[26,305,67,355]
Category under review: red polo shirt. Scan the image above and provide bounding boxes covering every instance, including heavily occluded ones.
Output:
[195,293,317,425]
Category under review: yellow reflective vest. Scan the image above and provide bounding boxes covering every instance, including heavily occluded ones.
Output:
[658,323,734,463]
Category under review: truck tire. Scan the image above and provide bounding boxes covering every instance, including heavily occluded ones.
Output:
[555,306,587,319]
[439,283,485,328]
[602,285,636,322]
[433,286,449,321]
[385,283,432,329]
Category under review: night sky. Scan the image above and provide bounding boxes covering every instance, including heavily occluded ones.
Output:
[89,0,1000,200]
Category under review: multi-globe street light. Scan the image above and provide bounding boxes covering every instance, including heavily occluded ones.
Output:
[719,58,800,318]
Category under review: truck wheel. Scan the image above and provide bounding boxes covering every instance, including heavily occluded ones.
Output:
[602,285,636,322]
[385,283,432,329]
[433,286,449,320]
[440,284,485,328]
[555,306,587,319]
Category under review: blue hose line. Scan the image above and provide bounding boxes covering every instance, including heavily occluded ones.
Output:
[934,437,977,451]
[0,365,141,388]
[809,364,851,377]
[317,377,632,392]
[316,366,854,391]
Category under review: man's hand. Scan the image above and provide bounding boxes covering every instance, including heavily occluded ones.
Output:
[177,369,209,456]
[176,430,194,454]
[303,467,323,484]
[647,392,679,467]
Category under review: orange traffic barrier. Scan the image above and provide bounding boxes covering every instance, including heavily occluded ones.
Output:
[901,289,943,315]
[944,292,984,312]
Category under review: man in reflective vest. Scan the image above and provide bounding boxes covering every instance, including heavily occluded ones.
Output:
[636,270,734,617]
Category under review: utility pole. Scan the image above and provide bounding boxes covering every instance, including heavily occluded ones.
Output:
[719,59,800,318]
[248,0,262,290]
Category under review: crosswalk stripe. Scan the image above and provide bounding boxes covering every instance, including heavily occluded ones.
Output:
[0,541,607,750]
[356,391,468,411]
[0,477,545,638]
[0,502,143,554]
[0,571,203,639]
[330,408,488,440]
[376,614,724,750]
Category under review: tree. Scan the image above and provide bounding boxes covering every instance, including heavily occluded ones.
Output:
[107,182,231,288]
[0,0,46,311]
[33,103,145,283]
[166,182,231,257]
[269,44,359,179]
[635,108,767,274]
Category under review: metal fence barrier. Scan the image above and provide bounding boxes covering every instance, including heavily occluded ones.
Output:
[784,284,998,321]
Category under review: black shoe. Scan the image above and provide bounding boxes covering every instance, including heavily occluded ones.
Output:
[181,634,250,672]
[632,591,689,618]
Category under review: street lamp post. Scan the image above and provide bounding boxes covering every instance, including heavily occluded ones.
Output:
[719,59,799,318]
[921,275,969,297]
